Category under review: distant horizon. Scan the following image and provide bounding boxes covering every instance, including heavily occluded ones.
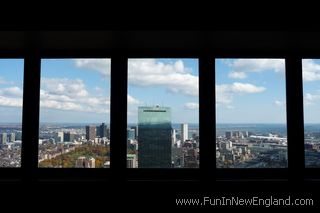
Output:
[0,122,320,125]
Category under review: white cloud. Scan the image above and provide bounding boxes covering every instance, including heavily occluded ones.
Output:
[302,59,320,81]
[0,76,113,114]
[184,102,199,110]
[75,59,199,97]
[0,77,14,85]
[231,59,285,73]
[216,82,265,107]
[0,85,23,107]
[274,100,286,107]
[0,78,110,113]
[230,82,266,93]
[40,100,84,111]
[226,59,285,79]
[128,59,198,96]
[228,71,247,79]
[216,85,233,105]
[41,78,88,98]
[74,59,111,77]
[0,86,23,97]
[39,78,110,113]
[128,95,141,105]
[0,96,22,107]
[304,93,320,106]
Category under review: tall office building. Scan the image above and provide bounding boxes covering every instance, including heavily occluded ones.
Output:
[86,126,96,140]
[131,126,138,140]
[127,128,135,140]
[64,132,75,142]
[56,131,64,142]
[15,131,22,141]
[99,123,108,138]
[8,133,15,142]
[138,106,172,168]
[233,131,240,138]
[96,126,100,138]
[225,131,232,139]
[0,133,7,145]
[171,128,176,146]
[181,123,188,143]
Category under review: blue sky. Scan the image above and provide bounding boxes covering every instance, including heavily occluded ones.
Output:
[1,58,320,124]
[302,59,320,123]
[39,59,111,123]
[216,59,287,123]
[0,59,24,123]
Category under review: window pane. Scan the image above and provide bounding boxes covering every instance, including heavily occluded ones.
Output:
[0,59,23,168]
[38,59,110,168]
[127,59,199,168]
[216,59,287,168]
[303,59,320,167]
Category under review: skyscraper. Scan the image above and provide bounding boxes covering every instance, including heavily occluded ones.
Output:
[56,131,64,142]
[131,126,138,140]
[99,123,105,137]
[0,133,7,145]
[171,128,176,146]
[225,131,232,139]
[138,106,172,168]
[64,132,75,142]
[8,133,15,142]
[181,123,188,143]
[96,126,100,138]
[86,126,96,140]
[127,128,135,140]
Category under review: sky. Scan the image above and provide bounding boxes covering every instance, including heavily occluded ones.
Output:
[0,59,24,123]
[216,59,287,123]
[1,58,320,124]
[0,58,199,124]
[302,59,320,123]
[127,59,198,124]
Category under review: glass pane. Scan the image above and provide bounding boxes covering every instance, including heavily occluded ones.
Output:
[127,59,199,168]
[303,59,320,167]
[0,59,23,168]
[38,59,111,168]
[216,59,287,168]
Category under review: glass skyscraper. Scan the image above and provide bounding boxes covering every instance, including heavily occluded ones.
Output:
[138,106,172,168]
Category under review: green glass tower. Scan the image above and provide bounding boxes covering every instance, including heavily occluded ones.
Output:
[138,106,172,168]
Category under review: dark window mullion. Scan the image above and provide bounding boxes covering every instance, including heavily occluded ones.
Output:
[199,57,216,180]
[21,53,41,180]
[285,57,304,181]
[110,56,128,180]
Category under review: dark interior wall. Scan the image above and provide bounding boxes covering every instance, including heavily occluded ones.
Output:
[2,31,320,57]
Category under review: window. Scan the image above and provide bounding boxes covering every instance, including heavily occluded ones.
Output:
[38,59,111,168]
[127,59,199,168]
[216,59,288,168]
[303,59,320,168]
[0,59,24,167]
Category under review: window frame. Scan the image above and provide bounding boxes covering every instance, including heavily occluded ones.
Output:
[0,31,317,182]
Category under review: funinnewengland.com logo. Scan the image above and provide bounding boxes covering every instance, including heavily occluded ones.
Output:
[176,196,314,207]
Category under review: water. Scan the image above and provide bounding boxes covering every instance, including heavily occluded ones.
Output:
[216,123,287,136]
